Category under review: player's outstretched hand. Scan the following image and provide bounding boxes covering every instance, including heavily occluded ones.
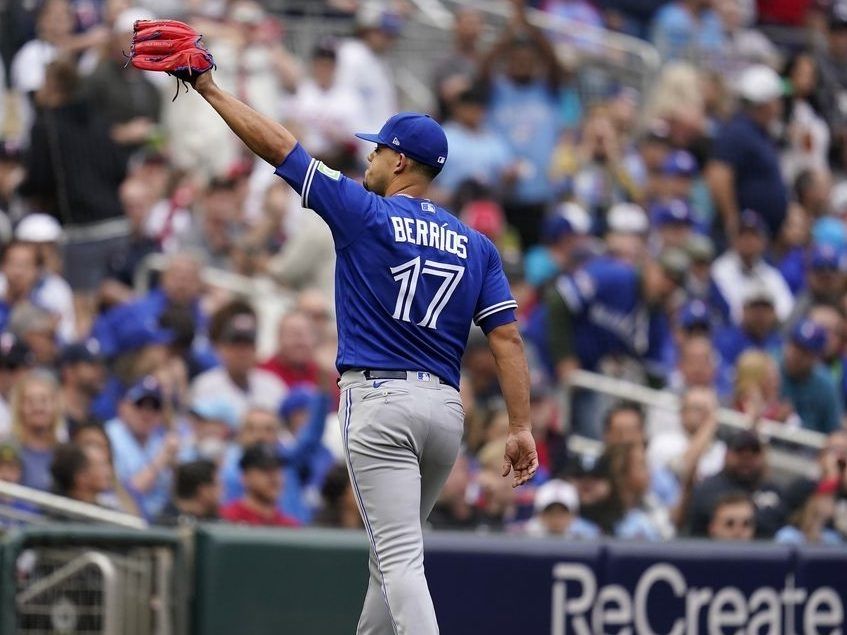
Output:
[502,429,538,488]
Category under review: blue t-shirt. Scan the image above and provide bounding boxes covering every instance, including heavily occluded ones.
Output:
[780,363,843,434]
[650,3,724,62]
[435,122,514,195]
[711,114,788,237]
[275,145,517,389]
[20,446,54,492]
[554,257,670,377]
[488,77,560,204]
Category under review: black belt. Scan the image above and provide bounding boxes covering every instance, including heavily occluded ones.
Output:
[362,369,448,385]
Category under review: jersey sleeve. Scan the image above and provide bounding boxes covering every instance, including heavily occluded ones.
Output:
[474,238,518,334]
[554,267,597,316]
[274,143,376,248]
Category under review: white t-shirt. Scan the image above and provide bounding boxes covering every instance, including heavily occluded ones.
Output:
[648,431,726,482]
[11,40,57,94]
[711,251,794,324]
[336,39,397,140]
[189,366,287,424]
[288,78,365,157]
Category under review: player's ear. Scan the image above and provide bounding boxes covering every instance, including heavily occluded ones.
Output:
[394,152,408,175]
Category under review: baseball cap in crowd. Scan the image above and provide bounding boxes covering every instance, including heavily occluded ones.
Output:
[220,313,258,344]
[534,479,580,515]
[657,247,691,285]
[239,443,286,471]
[312,36,338,60]
[809,243,846,271]
[563,452,611,480]
[829,181,847,216]
[124,375,164,407]
[742,282,775,307]
[738,209,767,235]
[652,199,694,227]
[356,113,448,171]
[58,339,103,368]
[191,398,238,431]
[0,332,32,369]
[685,234,715,264]
[727,429,763,453]
[0,442,21,466]
[462,200,505,241]
[0,140,21,162]
[555,202,591,235]
[679,299,711,331]
[14,214,63,243]
[356,1,403,35]
[790,318,827,355]
[736,65,784,103]
[641,119,671,144]
[279,386,317,421]
[541,211,574,244]
[109,315,174,357]
[661,150,698,178]
[607,202,648,234]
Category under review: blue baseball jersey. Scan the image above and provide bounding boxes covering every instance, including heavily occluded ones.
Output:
[275,144,517,389]
[555,256,670,377]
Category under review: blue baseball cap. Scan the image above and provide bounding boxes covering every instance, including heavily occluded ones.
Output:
[652,199,694,227]
[279,385,317,421]
[809,243,846,271]
[790,319,827,354]
[191,397,238,430]
[738,209,767,235]
[679,299,710,330]
[355,112,448,171]
[541,212,574,244]
[661,150,698,177]
[812,216,847,252]
[58,338,103,367]
[124,375,163,406]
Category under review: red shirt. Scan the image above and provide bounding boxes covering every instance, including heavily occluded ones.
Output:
[220,500,299,527]
[260,356,320,387]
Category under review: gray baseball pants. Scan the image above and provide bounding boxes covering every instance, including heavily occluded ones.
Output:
[339,370,465,635]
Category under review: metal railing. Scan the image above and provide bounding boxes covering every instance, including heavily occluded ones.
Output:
[562,370,825,480]
[0,482,147,529]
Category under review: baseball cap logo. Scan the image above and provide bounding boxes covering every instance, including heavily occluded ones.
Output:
[437,156,445,164]
[392,137,400,146]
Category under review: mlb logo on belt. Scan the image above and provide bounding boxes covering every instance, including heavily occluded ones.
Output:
[417,372,431,382]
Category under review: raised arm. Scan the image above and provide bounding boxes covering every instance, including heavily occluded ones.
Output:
[487,321,538,487]
[192,72,297,166]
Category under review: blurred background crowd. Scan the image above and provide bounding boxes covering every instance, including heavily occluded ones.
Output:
[0,0,845,547]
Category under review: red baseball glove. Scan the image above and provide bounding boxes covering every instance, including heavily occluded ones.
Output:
[130,19,215,82]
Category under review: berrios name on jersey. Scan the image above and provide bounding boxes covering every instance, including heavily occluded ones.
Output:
[390,216,468,259]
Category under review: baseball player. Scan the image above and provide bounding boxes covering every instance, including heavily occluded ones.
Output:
[131,22,538,634]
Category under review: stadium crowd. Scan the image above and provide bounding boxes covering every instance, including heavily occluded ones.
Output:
[0,0,845,546]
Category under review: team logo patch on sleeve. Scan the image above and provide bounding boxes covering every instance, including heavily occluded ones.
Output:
[317,162,341,180]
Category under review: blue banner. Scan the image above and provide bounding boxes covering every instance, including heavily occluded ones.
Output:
[425,535,847,634]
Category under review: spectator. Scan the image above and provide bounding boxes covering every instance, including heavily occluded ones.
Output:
[10,370,65,491]
[8,302,59,367]
[427,452,479,530]
[815,7,847,170]
[733,349,796,423]
[105,376,180,520]
[650,0,724,64]
[432,5,484,119]
[807,304,847,408]
[260,311,320,388]
[58,339,106,434]
[190,301,286,421]
[667,333,721,395]
[710,210,794,325]
[82,8,162,150]
[707,491,756,541]
[781,52,830,182]
[156,459,220,525]
[287,38,363,158]
[523,203,587,287]
[0,242,45,332]
[545,248,688,403]
[707,65,788,241]
[651,199,696,252]
[815,430,847,538]
[18,59,129,331]
[335,3,401,140]
[686,430,785,538]
[0,334,34,436]
[784,244,846,331]
[49,442,115,508]
[606,442,674,540]
[10,214,75,341]
[775,478,843,545]
[713,284,784,371]
[182,398,238,464]
[220,443,299,527]
[780,318,843,433]
[481,0,564,245]
[433,86,516,201]
[523,479,600,539]
[315,463,363,529]
[649,386,725,484]
[10,0,73,97]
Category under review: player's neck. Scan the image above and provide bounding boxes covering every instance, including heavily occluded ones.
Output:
[385,179,428,199]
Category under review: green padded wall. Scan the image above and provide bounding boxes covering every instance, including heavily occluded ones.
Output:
[193,525,369,635]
